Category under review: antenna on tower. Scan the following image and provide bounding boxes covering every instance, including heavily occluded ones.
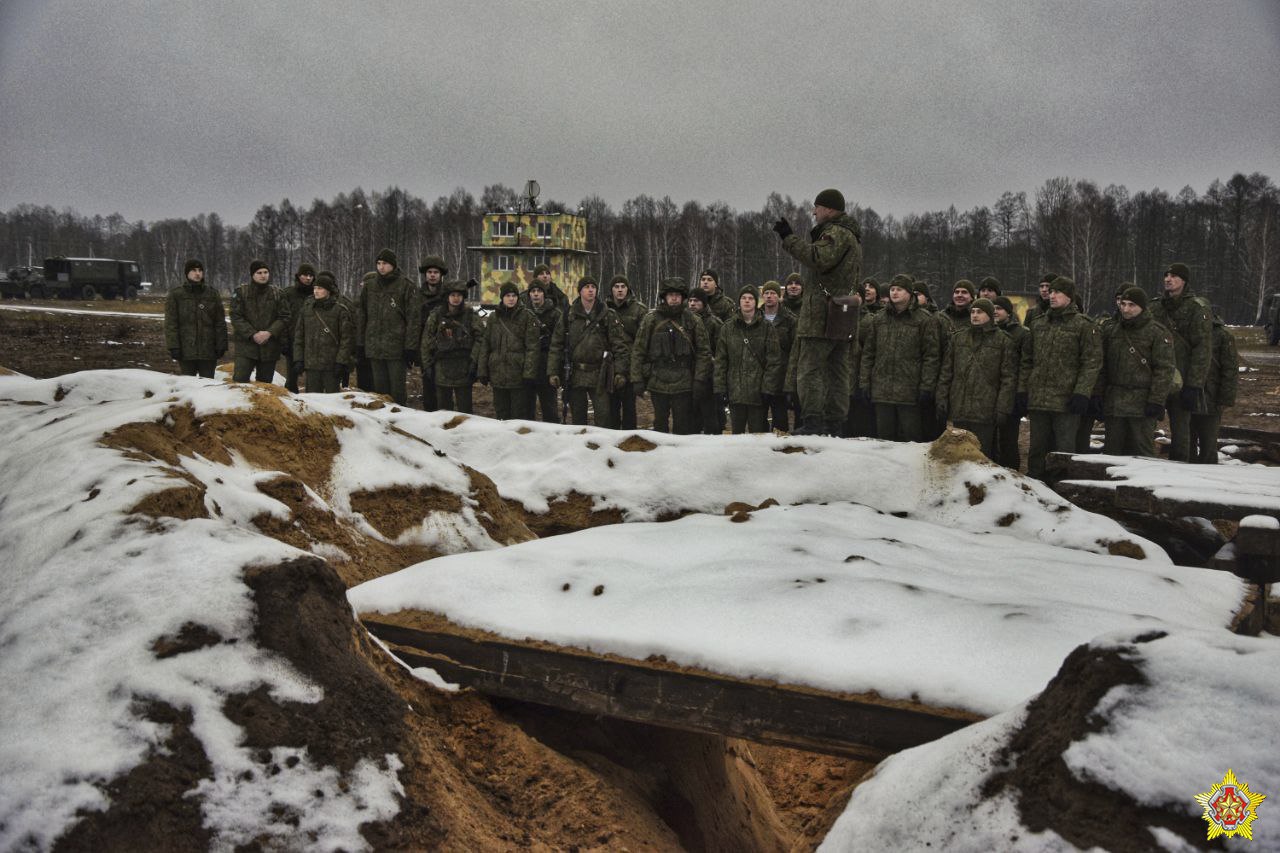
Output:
[523,180,540,213]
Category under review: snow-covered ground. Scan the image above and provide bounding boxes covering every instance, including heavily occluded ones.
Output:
[1062,453,1280,512]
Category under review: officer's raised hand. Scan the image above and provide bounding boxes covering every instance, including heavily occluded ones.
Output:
[772,219,793,239]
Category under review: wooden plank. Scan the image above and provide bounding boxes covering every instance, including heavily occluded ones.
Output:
[1050,475,1279,524]
[364,619,981,762]
[1218,426,1280,448]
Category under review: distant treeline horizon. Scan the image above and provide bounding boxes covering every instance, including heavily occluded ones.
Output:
[3,172,1276,322]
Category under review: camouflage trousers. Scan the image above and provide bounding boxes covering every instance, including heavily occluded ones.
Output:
[233,356,277,384]
[566,387,613,429]
[608,382,638,430]
[875,403,922,443]
[1027,410,1080,479]
[492,386,527,420]
[303,368,342,394]
[438,384,473,414]
[795,338,852,422]
[369,358,407,406]
[995,412,1022,469]
[1102,416,1157,458]
[178,359,216,379]
[1190,411,1222,464]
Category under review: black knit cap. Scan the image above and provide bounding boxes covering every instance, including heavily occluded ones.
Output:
[610,274,629,286]
[953,279,976,298]
[526,279,545,293]
[418,256,447,275]
[814,188,845,211]
[993,296,1015,315]
[912,281,931,297]
[577,276,598,292]
[314,271,336,291]
[376,248,397,266]
[249,259,269,274]
[1120,286,1148,309]
[785,273,803,285]
[1165,262,1190,283]
[1050,276,1077,299]
[500,281,519,297]
[700,269,719,284]
[184,259,204,274]
[533,263,551,276]
[979,276,1002,295]
[1040,273,1058,285]
[295,263,316,279]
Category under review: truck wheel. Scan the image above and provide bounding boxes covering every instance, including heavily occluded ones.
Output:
[124,286,138,300]
[81,285,97,301]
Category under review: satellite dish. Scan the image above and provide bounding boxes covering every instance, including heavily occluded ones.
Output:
[523,180,540,210]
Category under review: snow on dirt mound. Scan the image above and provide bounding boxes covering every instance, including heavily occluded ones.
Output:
[365,410,1162,559]
[820,628,1280,852]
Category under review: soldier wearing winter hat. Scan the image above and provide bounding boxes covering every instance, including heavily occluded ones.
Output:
[283,263,317,392]
[529,263,569,318]
[421,279,480,414]
[686,289,725,434]
[713,284,783,434]
[164,258,227,378]
[475,281,539,419]
[416,256,449,410]
[1097,285,1175,457]
[1148,262,1213,462]
[936,297,1016,460]
[631,278,712,434]
[698,269,735,322]
[522,277,562,422]
[549,276,629,428]
[1024,273,1058,327]
[605,274,647,430]
[230,260,291,384]
[943,280,976,332]
[992,295,1033,468]
[355,248,421,405]
[760,280,798,432]
[292,271,354,394]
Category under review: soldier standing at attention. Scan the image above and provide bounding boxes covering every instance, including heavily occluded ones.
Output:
[631,279,712,434]
[283,263,316,392]
[165,258,227,379]
[859,274,940,442]
[355,249,420,405]
[978,277,1002,302]
[606,275,647,430]
[936,298,1016,460]
[1190,309,1239,464]
[523,280,562,422]
[942,280,976,332]
[292,271,354,394]
[421,279,479,414]
[1148,262,1213,462]
[1097,286,1174,458]
[416,257,448,410]
[714,284,783,434]
[1024,277,1103,479]
[230,260,290,383]
[530,263,569,318]
[687,290,724,434]
[992,295,1032,469]
[698,270,736,322]
[1023,274,1056,327]
[772,188,863,436]
[783,273,805,315]
[550,276,628,428]
[759,281,797,432]
[475,282,539,420]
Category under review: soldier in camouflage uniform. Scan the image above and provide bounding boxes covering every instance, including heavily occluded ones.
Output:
[919,281,953,440]
[942,280,975,333]
[416,257,448,410]
[631,279,712,434]
[993,296,1033,468]
[772,188,863,436]
[292,271,354,394]
[714,285,783,434]
[530,263,569,319]
[1097,286,1175,458]
[523,280,562,422]
[783,273,804,315]
[859,274,940,442]
[1022,274,1056,327]
[476,282,539,420]
[978,276,1001,301]
[606,274,647,430]
[421,279,479,414]
[687,290,725,434]
[1148,262,1213,462]
[759,281,797,432]
[845,295,880,438]
[698,270,736,322]
[1024,277,1103,479]
[165,258,227,378]
[355,249,421,406]
[1190,310,1239,464]
[937,298,1016,460]
[230,260,291,383]
[550,276,628,429]
[283,263,316,392]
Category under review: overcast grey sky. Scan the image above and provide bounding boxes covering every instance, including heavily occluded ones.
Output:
[1,0,1277,227]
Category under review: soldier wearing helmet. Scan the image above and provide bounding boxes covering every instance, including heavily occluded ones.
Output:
[631,278,712,434]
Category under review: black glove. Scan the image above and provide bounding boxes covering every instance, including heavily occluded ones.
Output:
[1089,395,1105,420]
[772,218,793,239]
[714,392,728,408]
[169,348,182,361]
[466,278,479,291]
[1179,386,1202,411]
[693,379,710,400]
[335,363,348,376]
[466,366,478,384]
[355,345,365,360]
[403,349,417,366]
[918,390,935,408]
[292,361,304,374]
[633,382,646,397]
[1144,402,1165,419]
[1066,394,1090,415]
[1013,392,1029,417]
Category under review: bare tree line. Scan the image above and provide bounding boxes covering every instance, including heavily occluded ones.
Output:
[3,172,1276,322]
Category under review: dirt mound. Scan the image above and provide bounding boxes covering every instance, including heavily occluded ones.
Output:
[750,744,873,846]
[521,491,625,537]
[982,631,1209,851]
[617,433,658,452]
[927,427,989,465]
[0,365,19,376]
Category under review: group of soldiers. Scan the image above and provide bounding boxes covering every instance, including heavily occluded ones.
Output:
[163,187,1239,473]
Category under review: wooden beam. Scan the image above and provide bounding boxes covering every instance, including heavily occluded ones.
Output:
[364,618,981,762]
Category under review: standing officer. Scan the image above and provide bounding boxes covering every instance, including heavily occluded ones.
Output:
[230,260,290,383]
[165,258,227,378]
[283,263,316,392]
[1098,286,1175,457]
[606,274,648,429]
[292,271,354,394]
[355,249,420,405]
[631,279,711,434]
[476,282,539,419]
[416,256,448,410]
[523,279,562,422]
[421,279,479,414]
[1148,262,1213,462]
[859,274,939,442]
[550,276,628,428]
[772,188,863,436]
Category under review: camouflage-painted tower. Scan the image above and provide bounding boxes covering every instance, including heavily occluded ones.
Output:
[468,181,593,305]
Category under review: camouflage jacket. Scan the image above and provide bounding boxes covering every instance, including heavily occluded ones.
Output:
[941,304,970,333]
[713,312,783,405]
[475,303,539,388]
[294,296,354,371]
[164,282,227,360]
[525,299,561,381]
[851,310,877,391]
[422,304,479,388]
[1149,290,1213,389]
[783,293,804,315]
[781,213,863,338]
[550,299,629,390]
[1205,318,1239,409]
[704,289,736,322]
[631,304,712,394]
[938,322,1016,423]
[1023,298,1050,328]
[1099,312,1175,417]
[608,296,649,344]
[859,304,941,405]
[1025,305,1103,412]
[418,283,446,347]
[230,281,291,362]
[996,317,1034,395]
[282,283,316,350]
[692,306,724,356]
[761,306,798,361]
[356,270,421,359]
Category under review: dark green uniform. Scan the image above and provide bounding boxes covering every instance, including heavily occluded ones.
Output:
[859,303,940,442]
[782,213,862,432]
[938,320,1017,459]
[230,281,291,383]
[1149,290,1213,461]
[1024,305,1103,478]
[690,303,725,434]
[355,268,420,405]
[421,288,479,414]
[550,299,629,428]
[164,281,227,378]
[704,288,735,322]
[282,275,316,392]
[607,293,648,430]
[994,315,1033,468]
[632,300,712,434]
[524,297,563,422]
[294,295,355,393]
[475,302,539,419]
[416,281,446,410]
[761,305,797,432]
[1099,310,1175,457]
[713,311,783,433]
[1190,317,1239,464]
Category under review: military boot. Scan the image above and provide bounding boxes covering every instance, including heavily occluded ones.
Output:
[792,416,824,436]
[823,418,845,437]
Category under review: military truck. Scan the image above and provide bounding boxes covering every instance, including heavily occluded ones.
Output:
[1,266,45,299]
[39,257,144,300]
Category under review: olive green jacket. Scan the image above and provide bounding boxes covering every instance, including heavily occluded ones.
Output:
[475,303,539,388]
[607,296,648,344]
[859,304,941,405]
[1149,290,1213,389]
[164,282,228,360]
[230,282,291,362]
[294,296,354,371]
[714,312,783,405]
[526,299,562,381]
[1205,318,1239,409]
[938,322,1016,423]
[631,304,712,394]
[997,317,1034,395]
[422,304,479,388]
[355,270,421,359]
[704,289,736,322]
[781,213,863,338]
[282,283,316,352]
[1025,305,1103,412]
[549,299,629,390]
[1099,312,1175,417]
